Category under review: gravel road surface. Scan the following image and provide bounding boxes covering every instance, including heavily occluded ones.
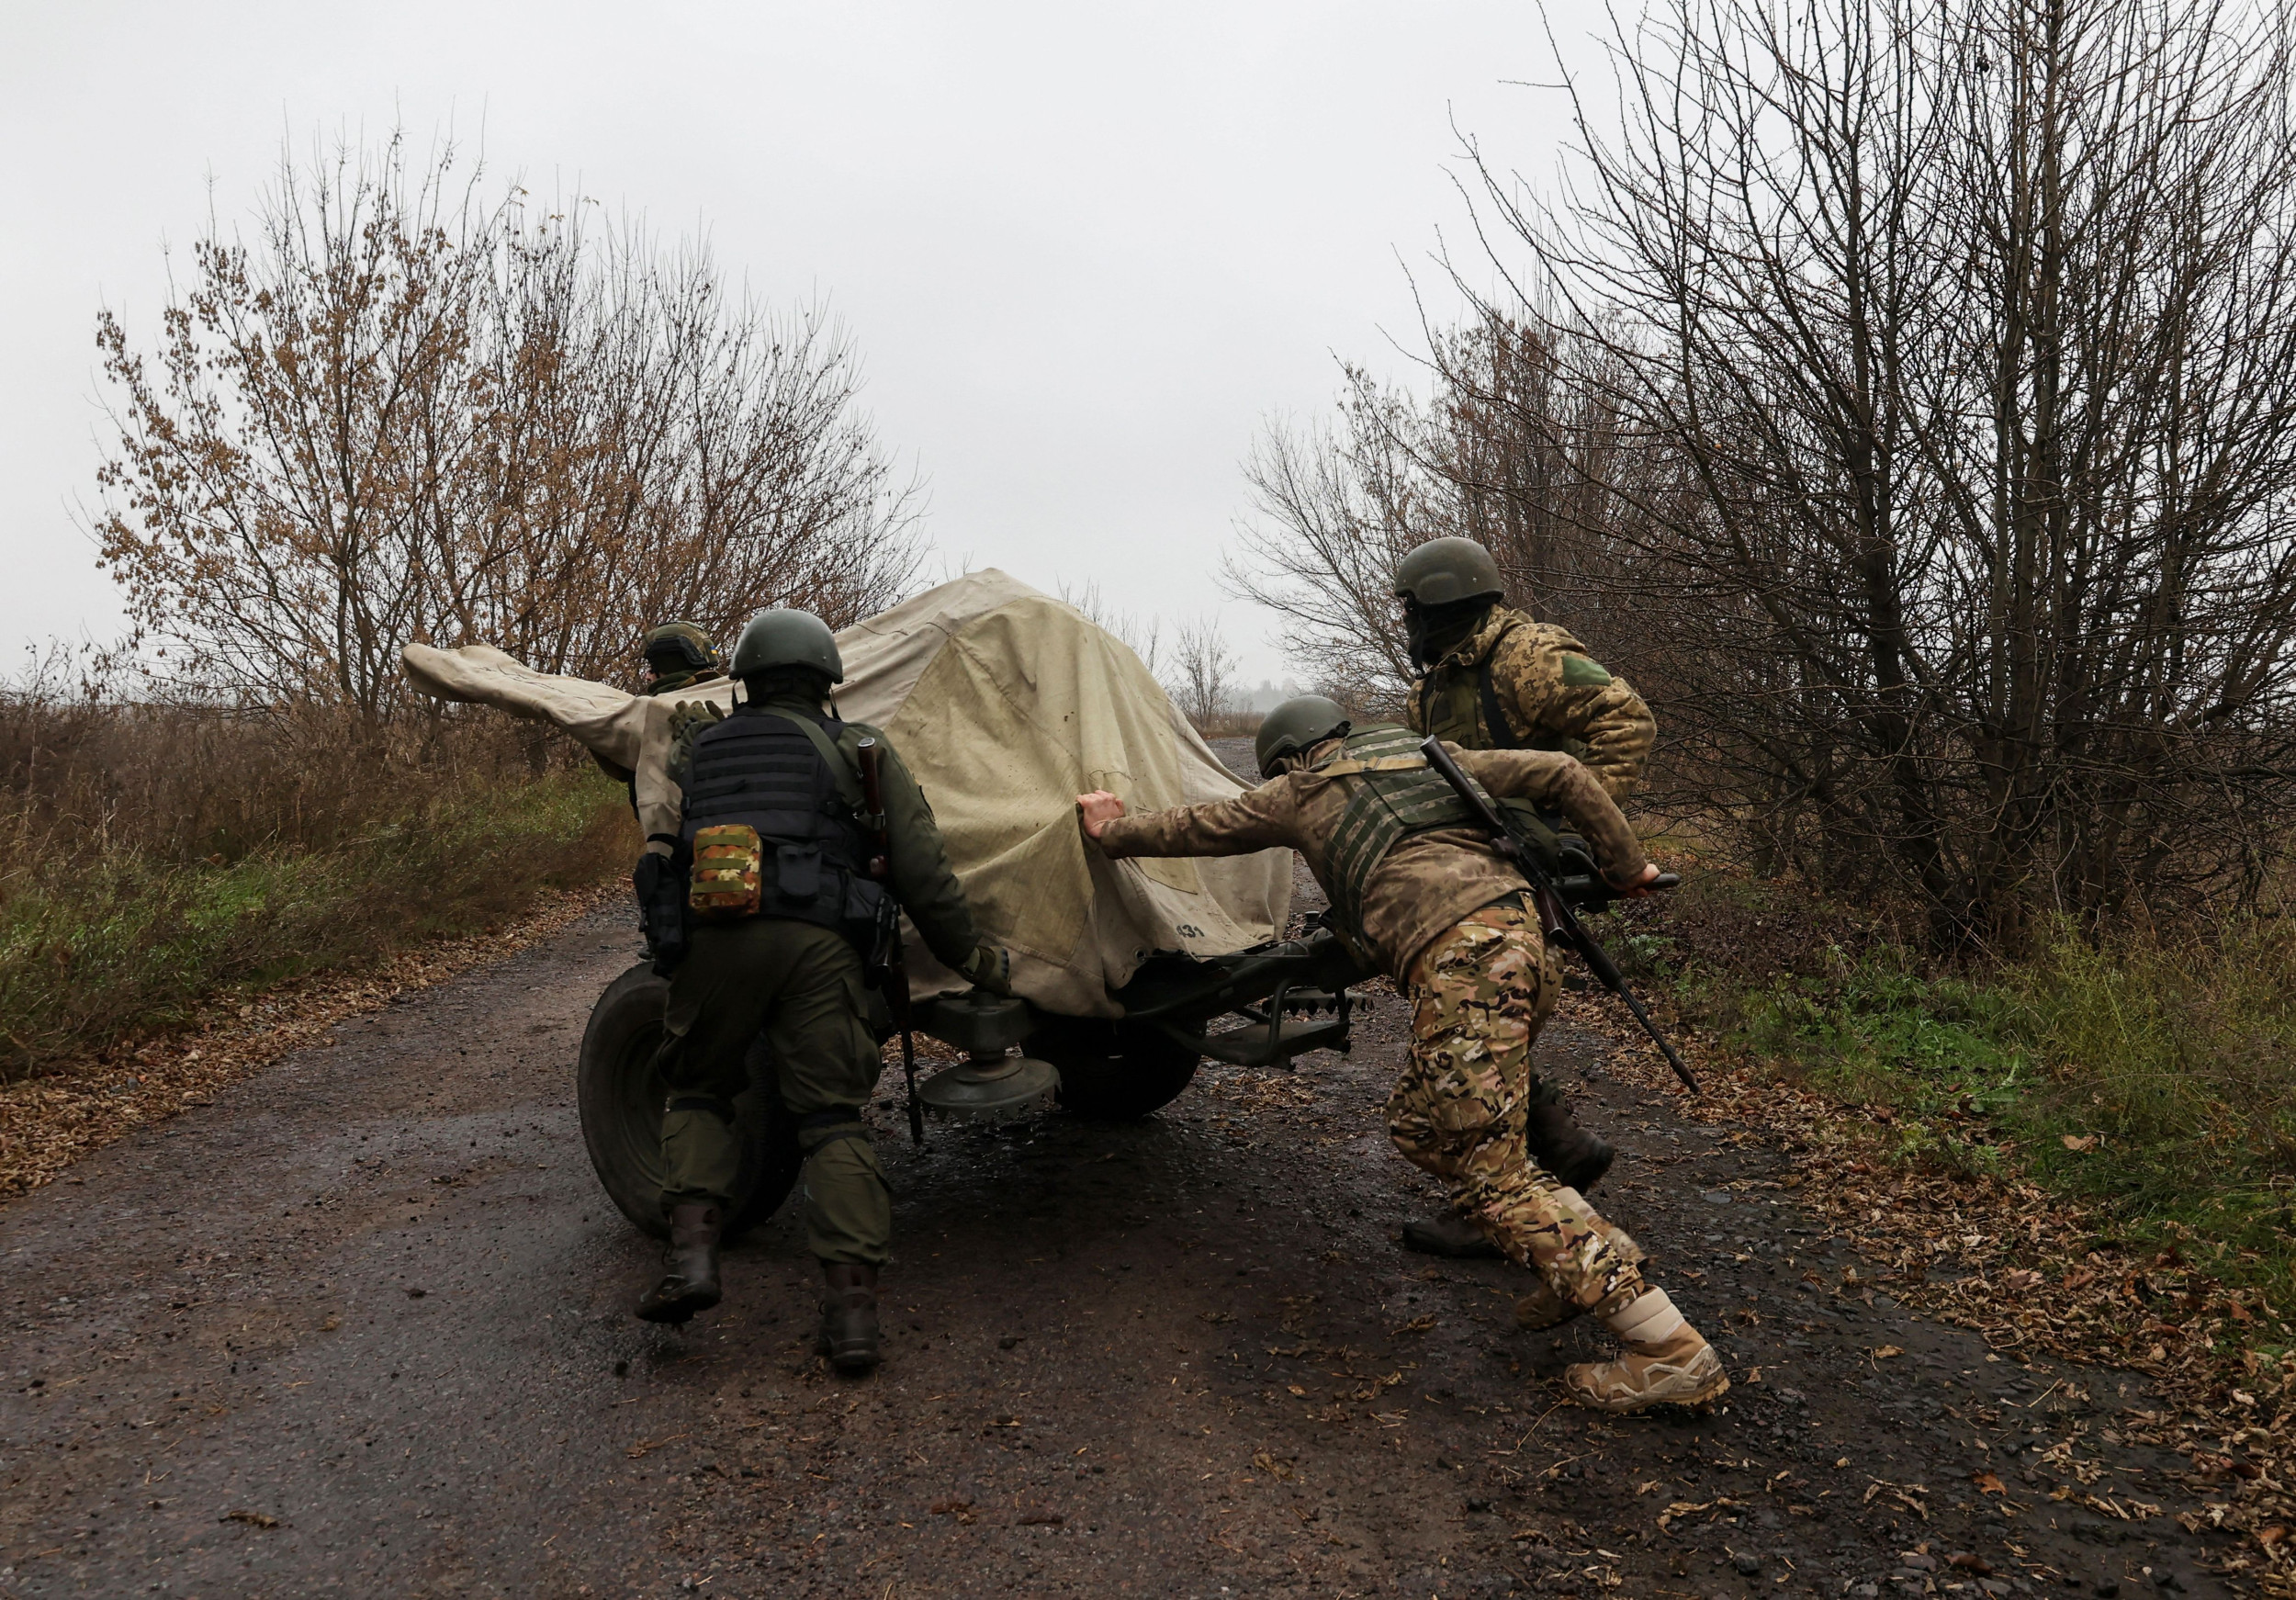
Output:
[0,889,2248,1597]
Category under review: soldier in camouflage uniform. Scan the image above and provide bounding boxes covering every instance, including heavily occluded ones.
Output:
[1074,697,1726,1414]
[1395,536,1656,1257]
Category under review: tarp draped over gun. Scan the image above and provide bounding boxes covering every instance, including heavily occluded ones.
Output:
[1417,735,1701,1094]
[400,569,1293,1018]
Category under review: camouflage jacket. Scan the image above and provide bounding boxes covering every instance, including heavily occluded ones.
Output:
[1404,606,1655,800]
[666,693,984,972]
[1092,738,1649,980]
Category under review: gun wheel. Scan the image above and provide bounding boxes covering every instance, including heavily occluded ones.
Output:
[577,963,802,1241]
[1031,1017,1200,1120]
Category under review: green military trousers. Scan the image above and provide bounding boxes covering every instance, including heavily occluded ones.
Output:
[651,918,891,1266]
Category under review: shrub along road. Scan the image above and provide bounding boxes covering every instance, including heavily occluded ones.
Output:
[0,902,2248,1598]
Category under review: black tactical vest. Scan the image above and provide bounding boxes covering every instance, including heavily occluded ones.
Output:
[678,704,884,944]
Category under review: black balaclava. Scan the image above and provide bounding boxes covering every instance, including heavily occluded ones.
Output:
[1403,596,1498,668]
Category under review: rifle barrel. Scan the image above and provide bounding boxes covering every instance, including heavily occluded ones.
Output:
[1416,736,1700,1095]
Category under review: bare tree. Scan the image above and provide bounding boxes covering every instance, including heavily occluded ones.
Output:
[1165,616,1239,729]
[1056,579,1164,675]
[1469,0,2296,944]
[94,131,921,725]
[1235,0,2296,946]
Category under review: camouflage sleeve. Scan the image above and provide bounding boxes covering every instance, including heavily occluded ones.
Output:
[1452,746,1649,886]
[1401,675,1429,735]
[1094,779,1301,859]
[875,739,985,971]
[1491,627,1656,800]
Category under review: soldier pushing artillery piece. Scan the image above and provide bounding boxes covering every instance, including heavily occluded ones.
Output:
[1075,697,1726,1414]
[631,609,1009,1374]
[1395,535,1658,1257]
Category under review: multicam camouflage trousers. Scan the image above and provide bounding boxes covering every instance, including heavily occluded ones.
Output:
[1391,898,1647,1318]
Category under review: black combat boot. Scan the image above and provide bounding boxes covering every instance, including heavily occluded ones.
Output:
[1401,1102,1617,1258]
[1525,1100,1615,1195]
[816,1262,881,1375]
[1401,1211,1503,1258]
[635,1202,724,1324]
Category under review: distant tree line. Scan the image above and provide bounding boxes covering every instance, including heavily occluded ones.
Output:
[1232,0,2296,949]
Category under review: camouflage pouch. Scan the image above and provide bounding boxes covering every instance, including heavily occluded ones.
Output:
[688,824,764,921]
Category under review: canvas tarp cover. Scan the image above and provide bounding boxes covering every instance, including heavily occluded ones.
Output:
[400,569,1291,1017]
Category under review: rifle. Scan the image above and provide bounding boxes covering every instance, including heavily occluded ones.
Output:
[855,738,924,1145]
[1418,736,1700,1094]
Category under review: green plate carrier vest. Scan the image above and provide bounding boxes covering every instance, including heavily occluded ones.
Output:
[1414,614,1589,762]
[1314,724,1574,949]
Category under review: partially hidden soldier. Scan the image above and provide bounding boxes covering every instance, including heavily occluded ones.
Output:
[632,609,1011,1378]
[1394,535,1656,1260]
[1074,696,1726,1413]
[601,623,733,817]
[639,620,729,699]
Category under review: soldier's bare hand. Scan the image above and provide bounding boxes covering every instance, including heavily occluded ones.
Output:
[1076,790,1126,839]
[1609,862,1663,897]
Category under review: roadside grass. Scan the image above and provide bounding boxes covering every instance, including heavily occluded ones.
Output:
[0,691,631,1080]
[1626,873,2296,1306]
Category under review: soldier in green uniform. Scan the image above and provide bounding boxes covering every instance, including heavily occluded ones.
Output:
[1075,697,1726,1414]
[638,620,729,698]
[632,610,1010,1377]
[1394,536,1656,1256]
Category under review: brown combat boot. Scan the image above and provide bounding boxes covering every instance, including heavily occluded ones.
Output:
[635,1202,724,1324]
[1562,1289,1728,1412]
[1525,1100,1615,1195]
[816,1262,881,1375]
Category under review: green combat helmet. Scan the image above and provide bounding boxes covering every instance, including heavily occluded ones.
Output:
[1255,694,1352,778]
[640,621,725,697]
[1392,536,1506,607]
[730,608,845,683]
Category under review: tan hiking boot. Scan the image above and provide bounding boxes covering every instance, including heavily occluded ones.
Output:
[1513,1214,1645,1332]
[1562,1289,1728,1412]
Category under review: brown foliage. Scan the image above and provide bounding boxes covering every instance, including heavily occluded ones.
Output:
[92,131,920,724]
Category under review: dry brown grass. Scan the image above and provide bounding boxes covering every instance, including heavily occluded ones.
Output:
[0,673,631,1082]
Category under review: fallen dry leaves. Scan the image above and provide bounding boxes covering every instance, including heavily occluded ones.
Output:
[0,880,618,1202]
[1558,987,2296,1593]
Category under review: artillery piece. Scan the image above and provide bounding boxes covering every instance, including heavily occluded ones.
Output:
[575,926,1369,1240]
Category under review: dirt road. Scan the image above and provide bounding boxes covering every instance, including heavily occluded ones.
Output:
[0,901,2249,1598]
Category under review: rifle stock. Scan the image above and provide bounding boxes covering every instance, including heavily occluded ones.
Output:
[856,738,924,1145]
[1416,737,1700,1094]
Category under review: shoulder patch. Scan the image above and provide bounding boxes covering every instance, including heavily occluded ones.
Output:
[1561,653,1614,688]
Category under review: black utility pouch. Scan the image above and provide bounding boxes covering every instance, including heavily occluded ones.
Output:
[634,850,691,973]
[775,843,824,903]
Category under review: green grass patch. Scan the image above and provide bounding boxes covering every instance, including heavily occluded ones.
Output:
[1698,918,2296,1298]
[0,766,632,1078]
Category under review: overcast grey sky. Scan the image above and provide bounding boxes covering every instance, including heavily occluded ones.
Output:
[0,2,1601,686]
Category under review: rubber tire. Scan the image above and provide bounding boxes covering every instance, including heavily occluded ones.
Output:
[577,963,803,1242]
[1032,1016,1201,1120]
